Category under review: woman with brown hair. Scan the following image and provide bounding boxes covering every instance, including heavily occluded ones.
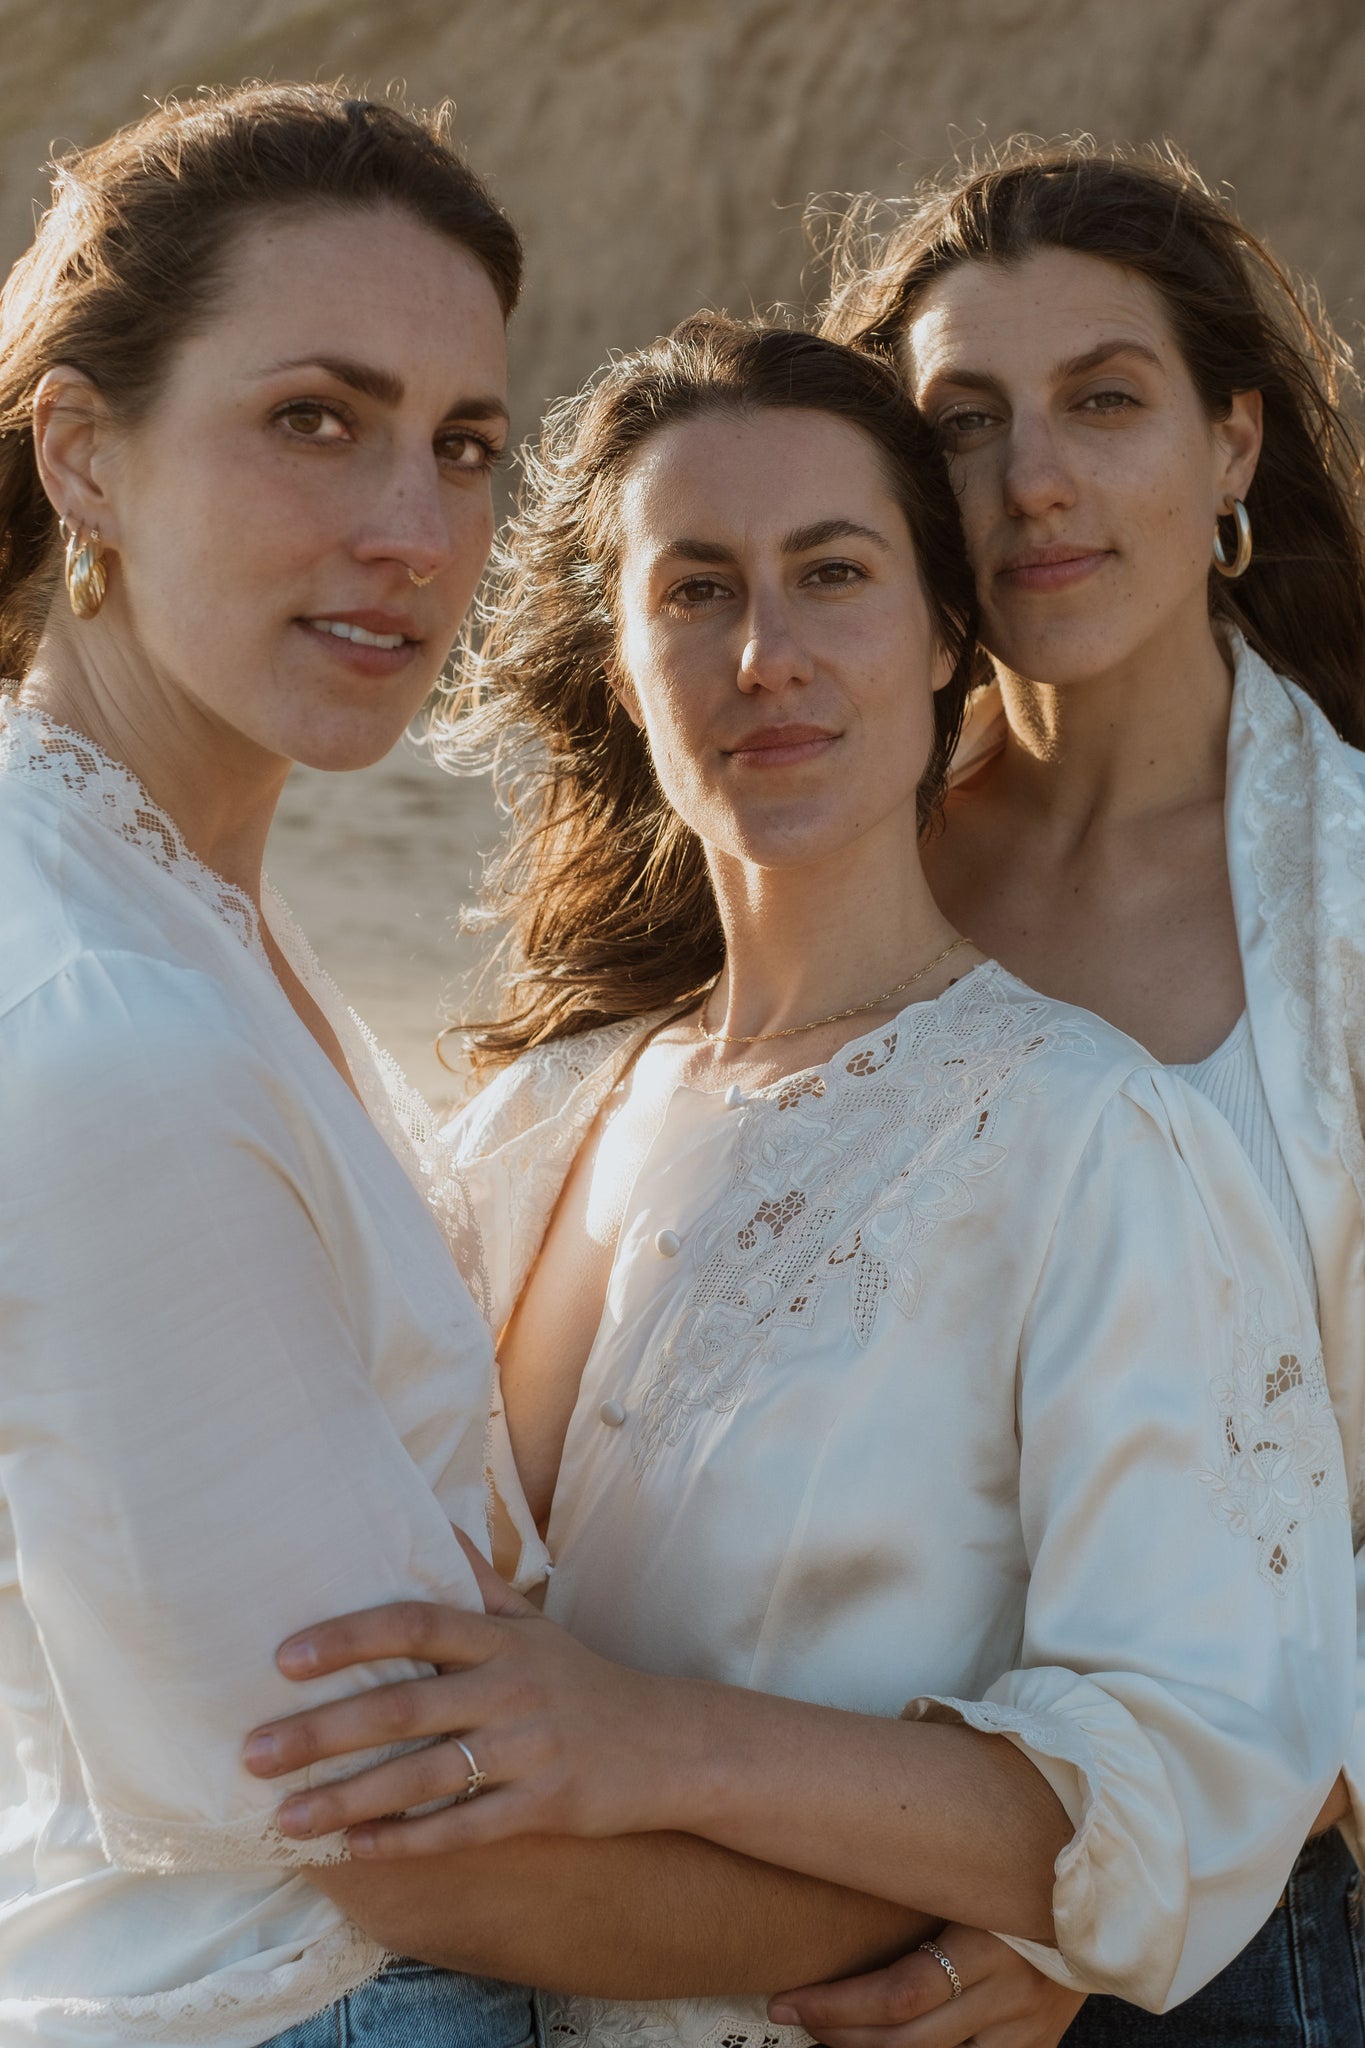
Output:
[0,80,541,2048]
[768,140,1365,2047]
[241,315,1352,2048]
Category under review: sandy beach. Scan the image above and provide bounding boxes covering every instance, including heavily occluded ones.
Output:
[267,736,500,1116]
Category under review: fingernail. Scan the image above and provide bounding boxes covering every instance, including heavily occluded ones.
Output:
[767,2006,797,2025]
[350,1828,375,1856]
[244,1732,279,1770]
[278,1637,318,1676]
[277,1797,313,1836]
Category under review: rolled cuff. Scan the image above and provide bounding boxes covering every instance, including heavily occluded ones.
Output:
[906,1674,1188,2008]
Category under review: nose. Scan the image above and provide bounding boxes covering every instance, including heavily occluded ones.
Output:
[737,586,815,694]
[352,446,465,588]
[1000,410,1077,521]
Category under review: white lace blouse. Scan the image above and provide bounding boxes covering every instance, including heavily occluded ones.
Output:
[451,963,1354,2043]
[0,705,496,2046]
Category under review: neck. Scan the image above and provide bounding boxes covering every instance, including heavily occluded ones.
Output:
[20,621,288,901]
[702,806,961,1043]
[989,607,1234,845]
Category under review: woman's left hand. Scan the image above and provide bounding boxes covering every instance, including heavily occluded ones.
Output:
[767,1924,1086,2048]
[243,1545,674,1855]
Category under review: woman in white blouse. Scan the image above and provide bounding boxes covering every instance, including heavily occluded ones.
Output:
[790,140,1365,2048]
[242,316,1355,2047]
[0,82,540,2048]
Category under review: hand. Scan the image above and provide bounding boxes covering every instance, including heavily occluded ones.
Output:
[242,1541,675,1855]
[1309,1770,1350,1836]
[767,1925,1086,2048]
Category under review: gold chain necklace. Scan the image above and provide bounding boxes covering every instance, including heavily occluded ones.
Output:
[696,935,974,1046]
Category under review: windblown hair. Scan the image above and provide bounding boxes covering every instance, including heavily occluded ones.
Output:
[435,312,978,1069]
[0,80,521,677]
[819,139,1365,746]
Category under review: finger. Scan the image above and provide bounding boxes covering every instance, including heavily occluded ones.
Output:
[246,1673,480,1777]
[452,1525,540,1619]
[803,1983,990,2048]
[346,1781,541,1858]
[273,1725,520,1838]
[772,1950,962,2033]
[274,1599,500,1681]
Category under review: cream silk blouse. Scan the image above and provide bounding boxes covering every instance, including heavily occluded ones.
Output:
[451,961,1355,2046]
[0,705,496,2046]
[955,633,1365,1867]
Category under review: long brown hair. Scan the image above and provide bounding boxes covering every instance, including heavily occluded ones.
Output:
[435,312,978,1069]
[819,140,1365,746]
[0,81,521,677]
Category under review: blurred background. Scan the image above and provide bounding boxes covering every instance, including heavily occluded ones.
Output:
[6,0,1361,1102]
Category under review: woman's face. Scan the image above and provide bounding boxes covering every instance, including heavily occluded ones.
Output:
[69,201,508,770]
[612,404,948,872]
[903,247,1261,687]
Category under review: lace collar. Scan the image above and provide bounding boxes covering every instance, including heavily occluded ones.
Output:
[0,694,266,959]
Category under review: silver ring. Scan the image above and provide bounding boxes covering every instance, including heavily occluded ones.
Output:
[917,1941,963,1999]
[450,1736,487,1801]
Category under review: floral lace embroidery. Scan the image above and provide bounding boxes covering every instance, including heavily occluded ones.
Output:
[1203,1291,1343,1587]
[0,700,265,959]
[1238,651,1365,1518]
[634,974,1088,1472]
[539,1993,811,2048]
[27,1924,387,2041]
[94,1795,352,1872]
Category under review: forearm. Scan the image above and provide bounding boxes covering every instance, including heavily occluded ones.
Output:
[312,1831,931,1996]
[664,1683,1070,1941]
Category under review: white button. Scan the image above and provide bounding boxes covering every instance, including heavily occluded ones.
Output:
[654,1229,682,1258]
[599,1399,627,1428]
[724,1084,743,1108]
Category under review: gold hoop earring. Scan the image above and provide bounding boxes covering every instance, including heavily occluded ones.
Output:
[61,519,108,619]
[1212,499,1253,580]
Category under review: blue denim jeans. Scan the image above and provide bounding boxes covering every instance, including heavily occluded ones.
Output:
[1062,1829,1365,2045]
[262,1958,537,2047]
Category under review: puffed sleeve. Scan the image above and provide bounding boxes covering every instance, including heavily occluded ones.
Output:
[908,1067,1354,2009]
[0,953,487,1873]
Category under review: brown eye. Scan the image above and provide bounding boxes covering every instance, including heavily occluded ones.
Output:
[274,400,350,442]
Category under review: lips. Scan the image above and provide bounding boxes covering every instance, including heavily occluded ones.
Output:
[996,543,1110,593]
[725,724,840,767]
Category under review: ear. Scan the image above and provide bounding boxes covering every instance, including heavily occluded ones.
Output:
[605,656,644,729]
[929,634,957,697]
[1212,389,1263,509]
[33,366,118,542]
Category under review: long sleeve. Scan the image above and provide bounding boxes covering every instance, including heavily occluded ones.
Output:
[0,951,485,1874]
[910,1069,1354,2010]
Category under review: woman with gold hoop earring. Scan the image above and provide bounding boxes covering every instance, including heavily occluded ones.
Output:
[790,138,1365,2048]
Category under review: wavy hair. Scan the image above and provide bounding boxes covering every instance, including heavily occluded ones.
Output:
[818,138,1365,745]
[0,81,521,678]
[435,313,978,1068]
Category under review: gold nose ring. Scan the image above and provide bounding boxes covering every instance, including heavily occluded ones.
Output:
[407,566,436,588]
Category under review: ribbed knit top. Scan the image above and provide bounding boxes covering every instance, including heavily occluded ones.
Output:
[1171,1012,1317,1304]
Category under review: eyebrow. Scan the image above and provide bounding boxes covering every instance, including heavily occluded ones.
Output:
[658,517,892,566]
[253,354,509,423]
[923,337,1165,396]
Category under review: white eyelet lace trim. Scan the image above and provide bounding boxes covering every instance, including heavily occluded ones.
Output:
[539,1993,812,2048]
[0,699,267,960]
[94,1795,352,1872]
[633,970,1089,1472]
[15,1924,388,2041]
[1202,1290,1344,1588]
